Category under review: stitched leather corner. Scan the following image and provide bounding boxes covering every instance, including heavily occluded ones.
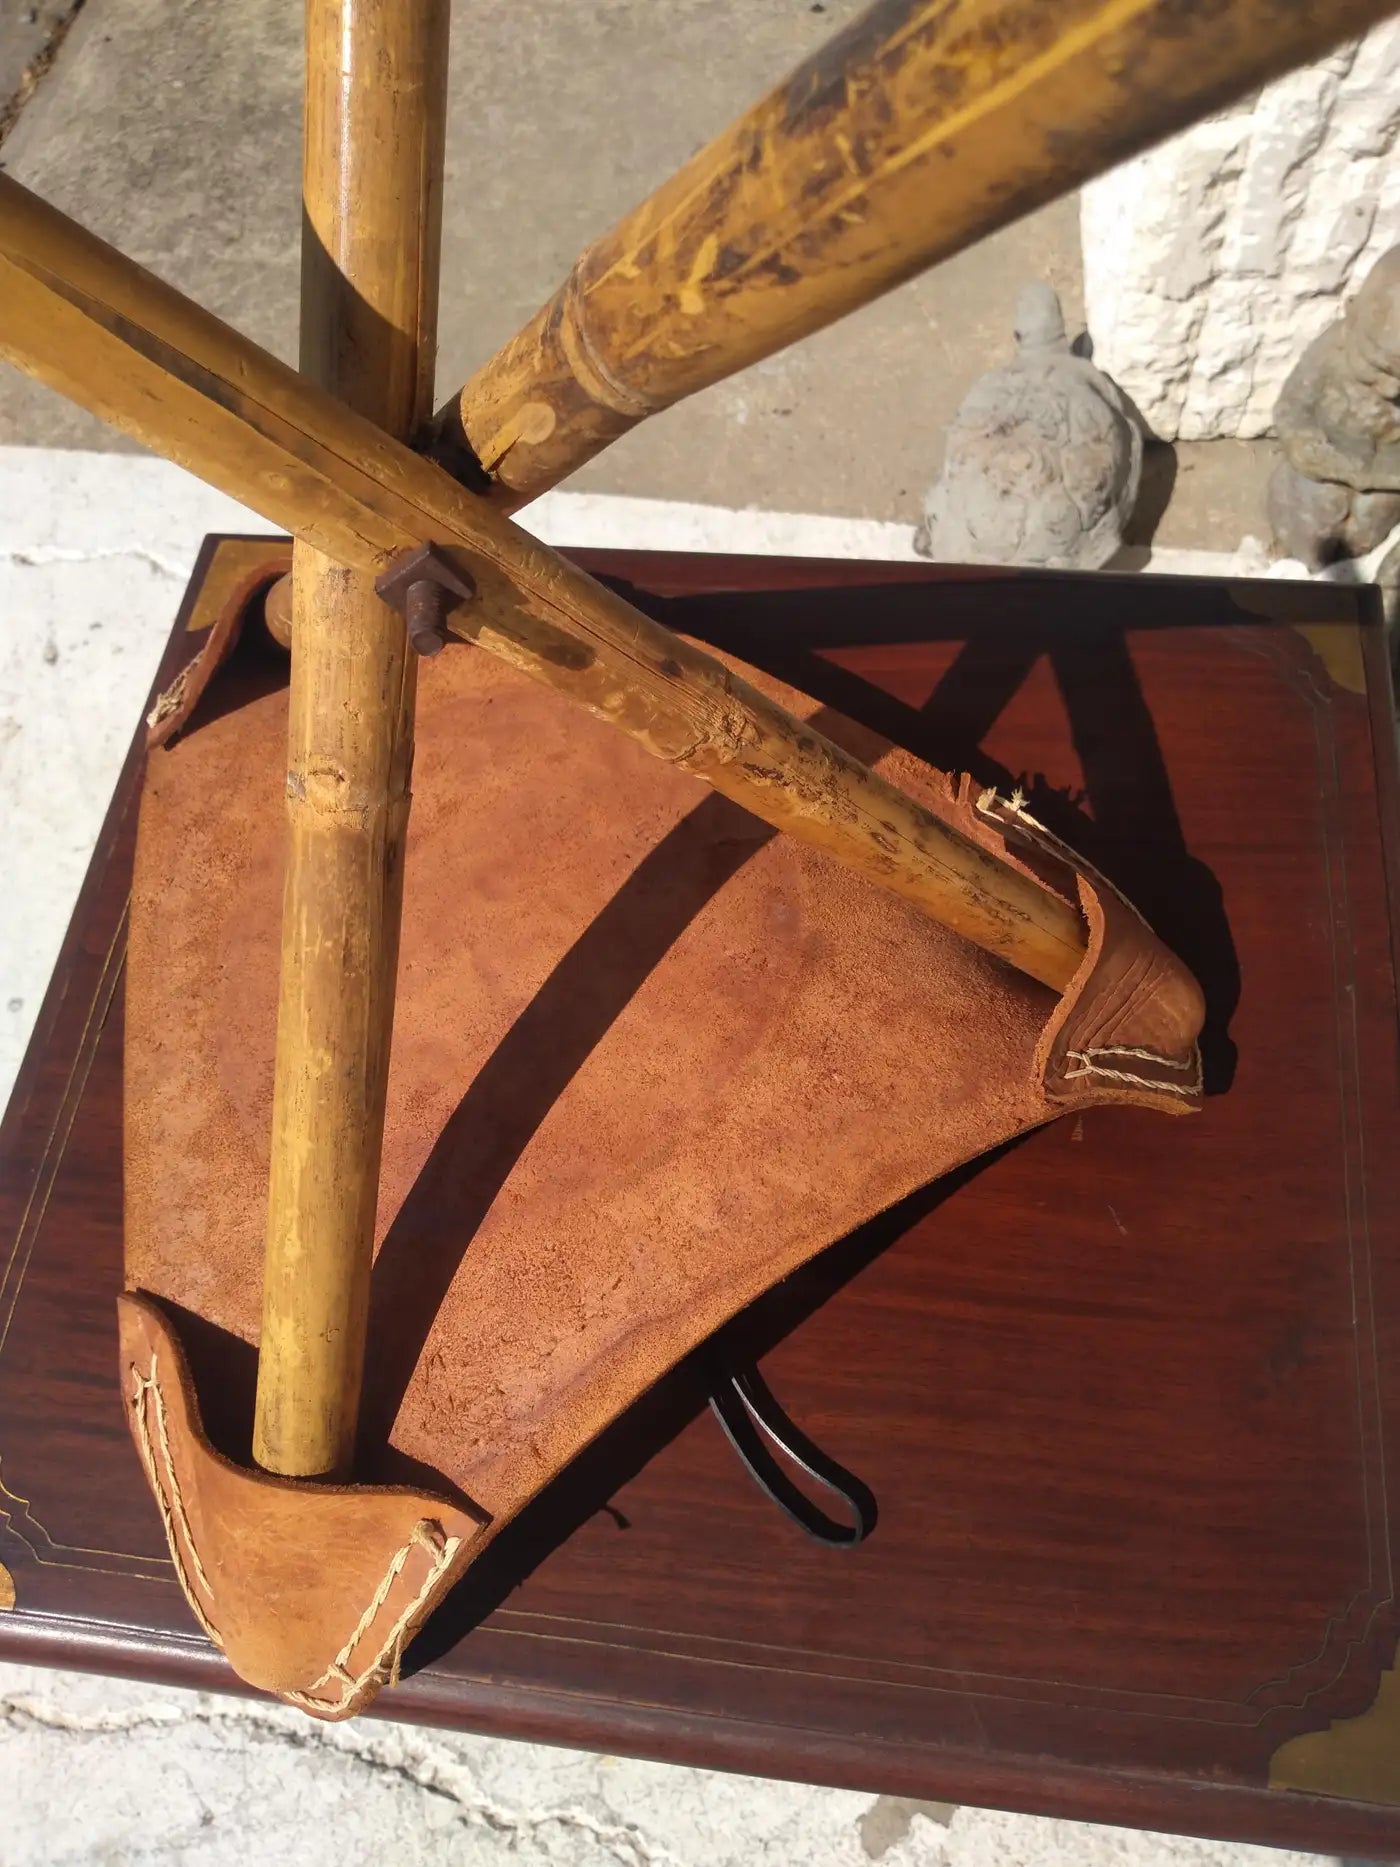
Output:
[967,785,1205,1115]
[147,541,292,749]
[117,1291,487,1720]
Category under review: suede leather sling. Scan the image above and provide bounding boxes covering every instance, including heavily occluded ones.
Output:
[119,555,1204,1718]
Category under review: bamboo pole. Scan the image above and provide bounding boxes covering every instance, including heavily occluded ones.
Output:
[437,0,1394,506]
[0,172,1083,992]
[251,0,449,1480]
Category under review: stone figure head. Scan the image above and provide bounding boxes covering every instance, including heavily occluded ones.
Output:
[1342,246,1400,400]
[1012,283,1069,356]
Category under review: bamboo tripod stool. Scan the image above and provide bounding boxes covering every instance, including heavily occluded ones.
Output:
[0,0,1395,1720]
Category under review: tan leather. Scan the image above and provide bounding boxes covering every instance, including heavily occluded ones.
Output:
[118,1292,484,1716]
[145,542,284,749]
[121,570,1203,1719]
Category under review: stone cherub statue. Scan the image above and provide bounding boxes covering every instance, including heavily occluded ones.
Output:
[1268,245,1400,570]
[914,283,1142,571]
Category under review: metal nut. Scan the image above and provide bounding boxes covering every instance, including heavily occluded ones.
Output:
[374,542,476,658]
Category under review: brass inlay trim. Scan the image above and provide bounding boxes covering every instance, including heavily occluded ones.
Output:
[184,537,289,635]
[1227,579,1368,698]
[1271,1649,1400,1805]
[0,1561,14,1609]
[0,896,172,1577]
[0,548,272,1580]
[0,901,127,1355]
[1294,621,1367,697]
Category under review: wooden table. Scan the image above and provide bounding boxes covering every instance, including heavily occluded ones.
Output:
[4,545,1400,1856]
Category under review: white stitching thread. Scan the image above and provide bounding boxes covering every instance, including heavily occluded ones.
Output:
[977,789,1203,1102]
[975,787,1153,932]
[310,1522,431,1679]
[146,658,196,733]
[1078,1044,1198,1070]
[283,1524,463,1714]
[128,1358,219,1639]
[1064,1051,1201,1097]
[129,1350,463,1715]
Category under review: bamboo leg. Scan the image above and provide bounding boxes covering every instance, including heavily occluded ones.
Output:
[436,0,1391,506]
[0,172,1083,993]
[251,0,449,1480]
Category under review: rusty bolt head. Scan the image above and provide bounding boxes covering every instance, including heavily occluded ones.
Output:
[375,543,476,658]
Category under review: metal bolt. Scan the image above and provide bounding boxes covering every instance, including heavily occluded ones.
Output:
[374,542,476,657]
[404,579,449,657]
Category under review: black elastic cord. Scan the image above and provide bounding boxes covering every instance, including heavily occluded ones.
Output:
[708,1364,876,1546]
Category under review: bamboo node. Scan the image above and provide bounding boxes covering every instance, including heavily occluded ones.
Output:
[559,271,662,419]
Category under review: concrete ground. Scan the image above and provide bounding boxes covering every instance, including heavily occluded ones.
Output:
[0,0,1274,548]
[0,1657,1347,1867]
[0,3,1318,1861]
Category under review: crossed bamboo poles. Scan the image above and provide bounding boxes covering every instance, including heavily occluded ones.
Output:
[0,0,1389,1488]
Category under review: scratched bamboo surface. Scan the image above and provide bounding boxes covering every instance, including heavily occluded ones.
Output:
[252,0,450,1481]
[0,174,1086,992]
[439,0,1395,506]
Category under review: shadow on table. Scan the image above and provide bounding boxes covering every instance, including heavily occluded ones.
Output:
[386,569,1239,1673]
